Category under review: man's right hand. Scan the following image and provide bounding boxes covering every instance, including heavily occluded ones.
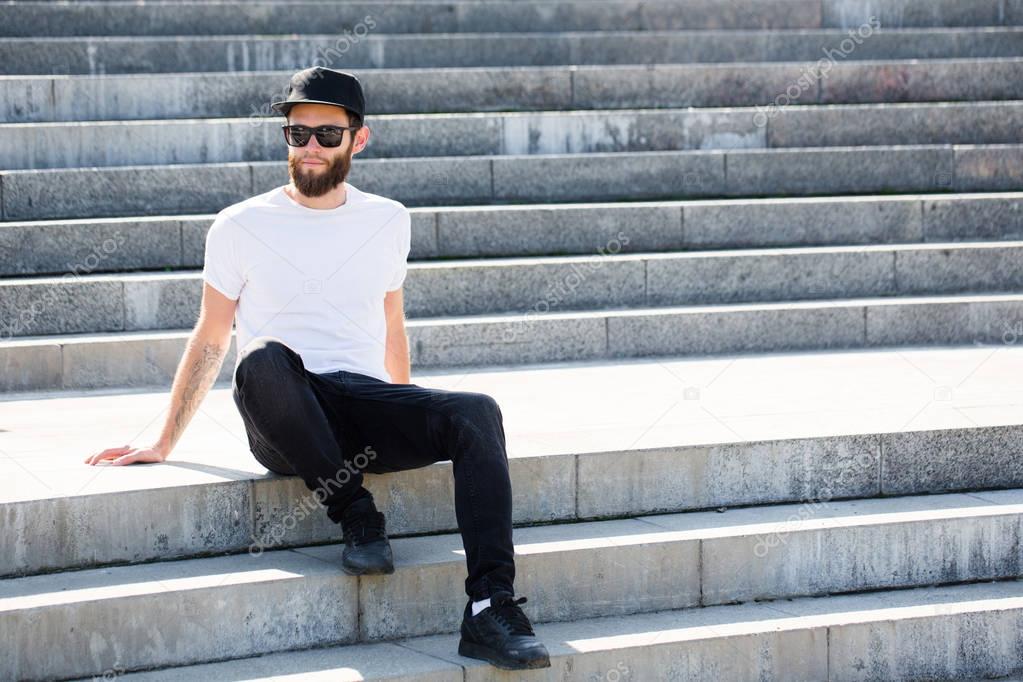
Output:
[84,444,170,466]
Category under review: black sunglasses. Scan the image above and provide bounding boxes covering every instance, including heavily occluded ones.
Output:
[282,124,360,148]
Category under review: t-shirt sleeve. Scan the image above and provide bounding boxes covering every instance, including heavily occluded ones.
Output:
[202,212,245,300]
[386,207,412,292]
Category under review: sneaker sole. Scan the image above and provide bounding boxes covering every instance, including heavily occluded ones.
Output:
[457,639,552,670]
[340,562,395,576]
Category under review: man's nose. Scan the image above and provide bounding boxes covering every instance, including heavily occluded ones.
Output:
[303,134,324,151]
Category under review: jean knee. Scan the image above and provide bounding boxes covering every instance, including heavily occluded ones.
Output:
[455,391,501,417]
[449,392,504,438]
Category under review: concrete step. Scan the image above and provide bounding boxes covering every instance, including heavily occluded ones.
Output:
[6,100,1023,170]
[97,579,1023,682]
[4,57,1020,123]
[3,345,1021,575]
[3,291,1022,392]
[2,0,1018,38]
[7,27,1023,75]
[4,143,1022,221]
[5,490,1023,680]
[3,192,1023,278]
[5,241,1023,337]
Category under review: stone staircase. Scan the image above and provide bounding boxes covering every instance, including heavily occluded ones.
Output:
[2,0,1023,679]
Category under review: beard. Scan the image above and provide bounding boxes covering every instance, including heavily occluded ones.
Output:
[288,146,353,197]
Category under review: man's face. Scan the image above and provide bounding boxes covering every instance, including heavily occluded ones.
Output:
[285,103,366,197]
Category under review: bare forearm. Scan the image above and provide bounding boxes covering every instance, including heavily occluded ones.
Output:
[157,330,230,454]
[385,329,411,384]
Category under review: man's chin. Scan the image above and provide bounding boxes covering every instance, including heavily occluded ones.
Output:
[290,174,347,197]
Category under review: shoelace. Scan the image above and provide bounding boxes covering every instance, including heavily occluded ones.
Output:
[343,511,387,546]
[489,595,535,635]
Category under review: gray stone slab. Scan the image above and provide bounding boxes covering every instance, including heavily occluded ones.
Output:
[922,193,1023,242]
[180,215,215,266]
[0,2,460,37]
[820,58,1023,103]
[362,114,501,158]
[881,424,1023,495]
[493,149,725,202]
[348,65,574,116]
[1012,0,1023,25]
[61,331,238,390]
[0,339,61,392]
[409,313,607,367]
[436,203,683,257]
[607,303,868,356]
[649,493,1023,604]
[0,217,183,276]
[895,243,1023,295]
[769,101,1023,147]
[123,275,200,332]
[573,61,823,109]
[826,589,1023,680]
[646,247,895,305]
[0,481,251,576]
[865,295,1023,346]
[683,196,923,248]
[406,257,646,317]
[52,71,285,123]
[0,276,123,337]
[0,76,54,124]
[578,435,880,518]
[1,163,253,221]
[955,145,1023,192]
[500,108,763,156]
[821,0,1004,28]
[725,145,955,196]
[639,0,822,29]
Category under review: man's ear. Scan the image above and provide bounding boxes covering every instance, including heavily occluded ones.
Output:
[353,125,371,154]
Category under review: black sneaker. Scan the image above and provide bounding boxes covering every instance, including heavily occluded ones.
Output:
[339,495,394,575]
[458,591,551,670]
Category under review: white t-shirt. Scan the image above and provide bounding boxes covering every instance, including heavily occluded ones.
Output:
[202,182,411,382]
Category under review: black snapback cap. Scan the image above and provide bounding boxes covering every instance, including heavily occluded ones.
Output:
[270,67,365,118]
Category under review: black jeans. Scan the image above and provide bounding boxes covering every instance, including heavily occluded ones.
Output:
[231,335,515,601]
